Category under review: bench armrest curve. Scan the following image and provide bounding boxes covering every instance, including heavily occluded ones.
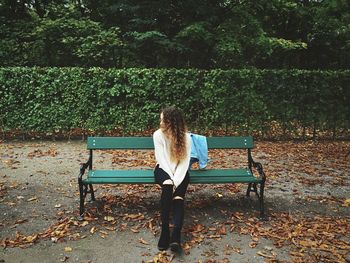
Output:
[78,159,90,180]
[252,161,266,182]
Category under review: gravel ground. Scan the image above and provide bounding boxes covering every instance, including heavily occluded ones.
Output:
[0,140,349,263]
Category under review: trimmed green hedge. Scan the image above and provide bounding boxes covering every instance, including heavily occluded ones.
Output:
[0,67,349,139]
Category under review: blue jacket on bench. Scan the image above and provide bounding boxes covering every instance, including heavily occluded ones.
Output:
[190,133,208,169]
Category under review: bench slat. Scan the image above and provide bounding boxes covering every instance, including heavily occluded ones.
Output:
[88,137,154,149]
[88,170,153,177]
[84,177,156,184]
[207,136,253,149]
[87,136,253,149]
[191,177,261,184]
[83,177,261,184]
[87,169,253,178]
[190,169,253,177]
[83,169,261,184]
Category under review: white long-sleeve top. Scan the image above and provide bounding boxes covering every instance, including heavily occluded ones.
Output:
[153,129,191,188]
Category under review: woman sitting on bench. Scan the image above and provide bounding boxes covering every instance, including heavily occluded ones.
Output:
[153,106,191,252]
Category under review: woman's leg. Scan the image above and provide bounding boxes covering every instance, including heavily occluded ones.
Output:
[170,172,190,252]
[170,198,184,251]
[154,165,173,250]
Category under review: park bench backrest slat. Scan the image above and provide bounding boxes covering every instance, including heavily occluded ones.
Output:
[206,136,253,149]
[87,137,154,149]
[87,136,253,150]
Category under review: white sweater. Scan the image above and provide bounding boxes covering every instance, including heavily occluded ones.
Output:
[153,129,191,188]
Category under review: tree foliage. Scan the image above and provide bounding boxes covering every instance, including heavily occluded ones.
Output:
[0,0,349,69]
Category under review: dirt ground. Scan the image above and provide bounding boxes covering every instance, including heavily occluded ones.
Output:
[0,140,349,263]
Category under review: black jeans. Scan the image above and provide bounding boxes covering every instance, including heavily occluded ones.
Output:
[154,164,190,199]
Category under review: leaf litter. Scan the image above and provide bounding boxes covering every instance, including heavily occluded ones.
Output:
[0,140,349,262]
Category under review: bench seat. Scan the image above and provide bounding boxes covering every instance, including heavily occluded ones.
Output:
[83,169,262,184]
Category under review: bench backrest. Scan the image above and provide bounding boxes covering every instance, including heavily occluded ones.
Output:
[87,136,253,150]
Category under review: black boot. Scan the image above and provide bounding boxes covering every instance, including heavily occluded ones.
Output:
[170,199,184,252]
[158,185,173,251]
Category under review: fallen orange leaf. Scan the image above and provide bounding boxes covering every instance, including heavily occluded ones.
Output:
[257,251,274,258]
[90,226,97,234]
[64,247,72,252]
[139,238,149,245]
[27,197,37,202]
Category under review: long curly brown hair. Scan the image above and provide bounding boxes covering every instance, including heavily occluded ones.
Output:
[160,106,188,162]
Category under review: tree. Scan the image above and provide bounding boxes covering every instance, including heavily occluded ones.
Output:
[0,0,349,69]
[307,0,350,69]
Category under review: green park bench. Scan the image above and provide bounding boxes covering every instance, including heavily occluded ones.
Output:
[78,136,267,220]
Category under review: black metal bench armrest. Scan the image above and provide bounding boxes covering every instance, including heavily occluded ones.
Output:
[78,158,91,180]
[252,161,266,182]
[248,149,266,182]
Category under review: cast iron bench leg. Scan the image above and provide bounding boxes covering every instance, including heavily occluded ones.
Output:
[78,179,85,221]
[246,183,252,197]
[259,181,267,220]
[89,184,95,201]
